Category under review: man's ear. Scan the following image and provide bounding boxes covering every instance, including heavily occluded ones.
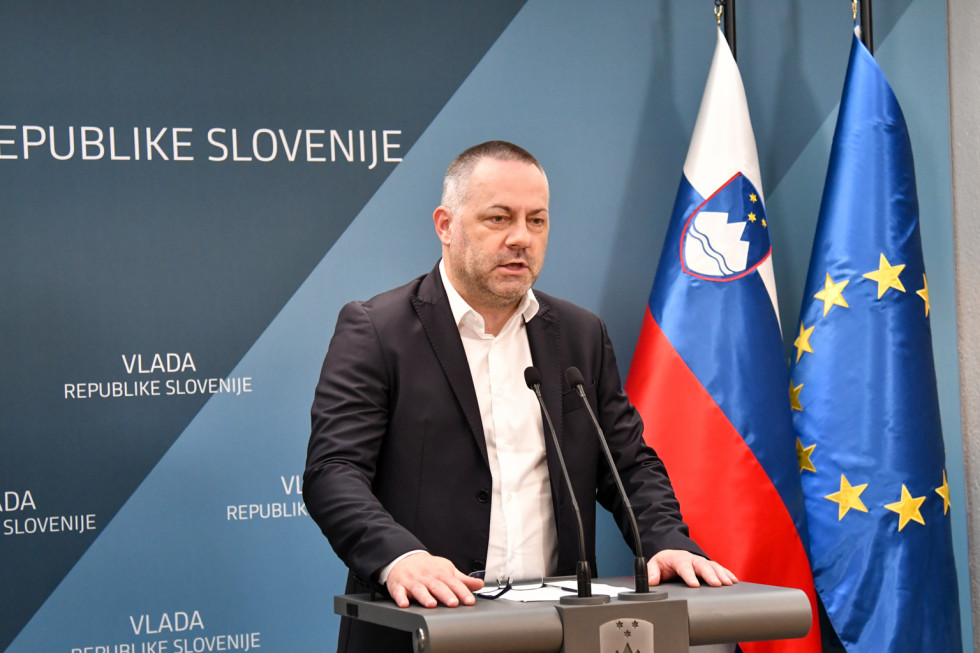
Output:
[433,206,453,245]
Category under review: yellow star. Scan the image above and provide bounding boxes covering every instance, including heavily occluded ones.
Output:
[825,474,868,520]
[747,212,757,223]
[749,193,758,203]
[762,218,768,228]
[862,253,906,299]
[917,274,930,317]
[789,380,803,411]
[936,470,951,515]
[796,438,816,473]
[793,322,814,363]
[884,485,926,531]
[813,274,850,317]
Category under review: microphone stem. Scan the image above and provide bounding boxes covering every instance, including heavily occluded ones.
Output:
[574,384,649,593]
[533,384,591,598]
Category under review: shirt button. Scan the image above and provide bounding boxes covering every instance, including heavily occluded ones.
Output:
[476,490,490,503]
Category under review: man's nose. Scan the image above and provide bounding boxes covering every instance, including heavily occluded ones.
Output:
[506,216,532,248]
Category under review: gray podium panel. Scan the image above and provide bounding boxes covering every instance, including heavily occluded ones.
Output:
[334,578,811,653]
[659,582,812,646]
[334,593,562,653]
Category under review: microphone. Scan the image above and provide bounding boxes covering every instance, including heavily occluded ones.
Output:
[524,367,608,606]
[565,366,661,600]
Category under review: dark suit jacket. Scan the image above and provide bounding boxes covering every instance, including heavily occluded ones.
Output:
[304,263,702,652]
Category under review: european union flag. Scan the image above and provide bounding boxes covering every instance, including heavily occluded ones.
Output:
[789,35,961,652]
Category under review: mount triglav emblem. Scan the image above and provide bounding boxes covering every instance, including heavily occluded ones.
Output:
[598,617,654,653]
[684,210,749,276]
[681,172,770,282]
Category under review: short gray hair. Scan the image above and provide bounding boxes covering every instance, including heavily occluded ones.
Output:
[441,141,547,214]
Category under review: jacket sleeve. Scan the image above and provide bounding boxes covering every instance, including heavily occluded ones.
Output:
[591,316,707,559]
[303,301,427,586]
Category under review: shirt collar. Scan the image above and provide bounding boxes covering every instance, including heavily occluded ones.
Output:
[439,259,539,331]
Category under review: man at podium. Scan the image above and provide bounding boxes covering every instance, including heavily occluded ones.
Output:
[304,141,736,652]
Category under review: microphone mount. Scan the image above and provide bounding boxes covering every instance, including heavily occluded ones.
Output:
[524,367,609,606]
[565,366,666,602]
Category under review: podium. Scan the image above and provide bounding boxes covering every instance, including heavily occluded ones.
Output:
[335,578,812,653]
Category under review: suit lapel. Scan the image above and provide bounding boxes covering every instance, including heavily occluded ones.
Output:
[411,264,488,465]
[525,295,567,532]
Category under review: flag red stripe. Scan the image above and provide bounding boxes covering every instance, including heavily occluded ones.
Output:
[626,308,821,652]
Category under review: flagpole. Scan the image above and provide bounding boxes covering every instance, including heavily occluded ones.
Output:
[714,0,736,59]
[859,0,874,53]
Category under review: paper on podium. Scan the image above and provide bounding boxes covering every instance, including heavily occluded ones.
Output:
[475,580,632,602]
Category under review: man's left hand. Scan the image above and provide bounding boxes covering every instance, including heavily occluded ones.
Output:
[647,550,738,588]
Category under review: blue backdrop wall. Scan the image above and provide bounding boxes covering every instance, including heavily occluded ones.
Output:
[1,1,970,650]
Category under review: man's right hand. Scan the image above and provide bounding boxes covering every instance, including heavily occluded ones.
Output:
[386,552,484,608]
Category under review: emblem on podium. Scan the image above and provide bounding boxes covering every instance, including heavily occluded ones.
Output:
[599,617,654,653]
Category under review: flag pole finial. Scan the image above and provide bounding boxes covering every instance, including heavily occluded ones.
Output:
[853,0,874,53]
[714,0,736,59]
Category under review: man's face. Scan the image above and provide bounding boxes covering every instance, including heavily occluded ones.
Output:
[437,158,549,315]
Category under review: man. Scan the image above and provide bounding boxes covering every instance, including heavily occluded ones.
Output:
[304,141,736,652]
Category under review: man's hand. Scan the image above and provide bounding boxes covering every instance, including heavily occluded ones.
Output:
[386,552,485,608]
[648,550,738,588]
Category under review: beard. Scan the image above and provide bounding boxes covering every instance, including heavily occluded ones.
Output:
[445,248,541,312]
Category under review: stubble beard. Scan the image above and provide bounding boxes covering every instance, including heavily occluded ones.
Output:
[447,249,539,312]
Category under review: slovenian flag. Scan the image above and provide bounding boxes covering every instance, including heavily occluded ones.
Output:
[625,28,821,652]
[789,33,961,652]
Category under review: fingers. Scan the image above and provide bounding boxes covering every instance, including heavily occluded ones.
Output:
[686,556,738,587]
[648,550,695,587]
[698,559,738,586]
[670,554,702,588]
[711,561,739,585]
[648,550,739,588]
[424,571,478,607]
[386,553,480,609]
[690,558,723,587]
[388,582,413,609]
[647,559,663,586]
[455,567,486,592]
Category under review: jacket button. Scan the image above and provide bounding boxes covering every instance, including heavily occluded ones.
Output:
[476,490,490,503]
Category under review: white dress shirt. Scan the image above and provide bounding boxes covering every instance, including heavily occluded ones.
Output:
[380,262,558,585]
[438,261,558,583]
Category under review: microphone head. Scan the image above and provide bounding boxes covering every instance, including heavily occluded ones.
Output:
[524,366,542,389]
[565,366,585,388]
